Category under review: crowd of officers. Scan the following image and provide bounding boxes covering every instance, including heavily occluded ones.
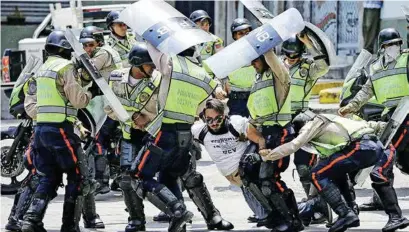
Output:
[4,8,409,232]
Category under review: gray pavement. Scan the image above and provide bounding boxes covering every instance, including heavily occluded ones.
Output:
[1,146,408,232]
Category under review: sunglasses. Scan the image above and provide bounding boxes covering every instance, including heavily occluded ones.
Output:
[205,115,223,124]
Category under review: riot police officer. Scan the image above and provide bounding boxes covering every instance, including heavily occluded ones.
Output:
[339,28,409,214]
[21,30,99,232]
[247,49,303,231]
[104,43,161,232]
[262,112,409,232]
[106,11,139,68]
[189,10,224,61]
[282,34,329,199]
[132,43,233,232]
[223,18,256,117]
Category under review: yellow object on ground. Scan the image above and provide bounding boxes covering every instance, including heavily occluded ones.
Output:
[319,87,341,104]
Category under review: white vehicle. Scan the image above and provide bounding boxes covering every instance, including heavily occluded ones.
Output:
[1,0,129,85]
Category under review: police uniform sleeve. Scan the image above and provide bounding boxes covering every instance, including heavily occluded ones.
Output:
[264,49,291,107]
[24,92,37,120]
[92,49,111,71]
[346,79,375,113]
[62,64,92,109]
[307,46,329,80]
[262,116,326,161]
[146,42,172,110]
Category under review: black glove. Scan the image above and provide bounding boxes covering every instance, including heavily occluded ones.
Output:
[88,81,103,97]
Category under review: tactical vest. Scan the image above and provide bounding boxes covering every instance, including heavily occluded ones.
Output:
[370,53,409,109]
[109,69,161,140]
[35,56,77,123]
[9,74,34,117]
[228,66,257,92]
[107,33,137,68]
[146,56,217,136]
[97,45,123,80]
[310,114,374,157]
[289,59,316,114]
[247,70,292,126]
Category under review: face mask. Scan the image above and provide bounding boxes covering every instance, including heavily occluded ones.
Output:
[384,45,400,62]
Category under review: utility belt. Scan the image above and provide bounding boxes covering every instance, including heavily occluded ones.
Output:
[260,123,293,137]
[229,91,250,100]
[161,123,193,149]
[36,121,74,130]
[161,123,192,132]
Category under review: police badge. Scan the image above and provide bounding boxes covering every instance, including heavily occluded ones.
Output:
[139,92,149,102]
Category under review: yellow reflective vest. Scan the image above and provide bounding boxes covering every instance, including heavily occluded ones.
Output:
[35,56,77,123]
[247,70,292,126]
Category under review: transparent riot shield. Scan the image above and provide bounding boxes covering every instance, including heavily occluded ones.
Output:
[118,0,214,55]
[240,0,336,66]
[204,8,305,78]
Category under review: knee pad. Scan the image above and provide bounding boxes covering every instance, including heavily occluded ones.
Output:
[95,155,108,173]
[183,171,203,189]
[296,165,311,182]
[260,180,280,197]
[120,174,133,191]
[29,174,40,191]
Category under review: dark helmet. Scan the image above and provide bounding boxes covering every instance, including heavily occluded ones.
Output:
[378,28,403,47]
[128,43,153,67]
[282,35,304,58]
[45,30,72,53]
[106,11,123,28]
[231,18,252,34]
[292,111,316,133]
[79,26,104,44]
[189,10,212,24]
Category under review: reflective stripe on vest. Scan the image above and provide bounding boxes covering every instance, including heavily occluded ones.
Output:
[247,71,292,126]
[310,114,374,157]
[112,75,161,140]
[289,60,315,113]
[35,56,77,123]
[370,53,409,109]
[162,55,216,124]
[228,66,256,92]
[37,106,77,116]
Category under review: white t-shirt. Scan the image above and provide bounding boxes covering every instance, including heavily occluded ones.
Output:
[192,115,250,176]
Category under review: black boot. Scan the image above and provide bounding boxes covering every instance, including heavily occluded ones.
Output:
[21,193,49,232]
[268,193,294,232]
[359,190,384,211]
[82,194,105,229]
[153,211,171,222]
[283,189,304,231]
[319,183,359,232]
[372,183,409,232]
[146,186,193,232]
[122,189,146,232]
[94,155,110,195]
[185,182,234,230]
[6,191,22,231]
[60,196,87,232]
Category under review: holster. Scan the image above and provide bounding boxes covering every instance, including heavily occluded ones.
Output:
[176,130,192,148]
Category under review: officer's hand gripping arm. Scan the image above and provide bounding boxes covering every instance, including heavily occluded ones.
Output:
[339,79,375,116]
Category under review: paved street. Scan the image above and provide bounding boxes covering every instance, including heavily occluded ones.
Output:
[1,145,408,232]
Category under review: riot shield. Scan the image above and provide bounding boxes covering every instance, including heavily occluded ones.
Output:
[64,29,130,123]
[118,0,214,55]
[340,49,372,100]
[13,56,42,88]
[204,8,305,78]
[240,0,336,66]
[379,96,409,149]
[402,5,409,23]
